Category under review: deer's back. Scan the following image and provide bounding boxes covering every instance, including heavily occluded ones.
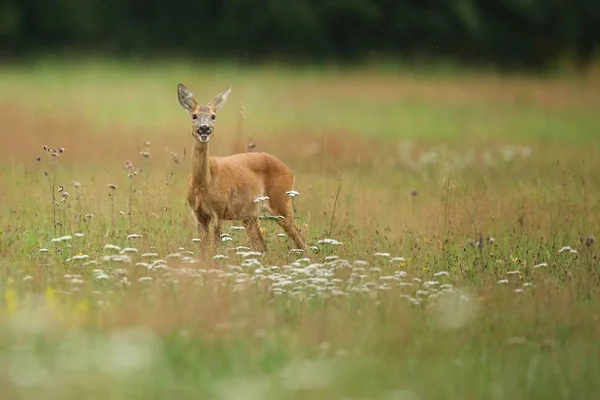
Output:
[213,152,293,178]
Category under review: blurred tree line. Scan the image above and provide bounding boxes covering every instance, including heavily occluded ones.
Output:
[0,0,598,71]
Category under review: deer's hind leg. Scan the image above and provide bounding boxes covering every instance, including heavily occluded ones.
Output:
[267,194,307,251]
[242,217,268,253]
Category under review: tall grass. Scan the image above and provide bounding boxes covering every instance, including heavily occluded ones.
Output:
[0,59,599,399]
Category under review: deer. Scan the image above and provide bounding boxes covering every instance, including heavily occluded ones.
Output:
[177,83,308,257]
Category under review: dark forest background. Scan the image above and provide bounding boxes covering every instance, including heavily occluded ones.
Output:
[1,0,599,71]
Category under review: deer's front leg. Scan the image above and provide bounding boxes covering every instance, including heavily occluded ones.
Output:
[196,216,211,258]
[208,217,222,254]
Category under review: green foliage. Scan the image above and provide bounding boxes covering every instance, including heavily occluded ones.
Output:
[1,0,599,70]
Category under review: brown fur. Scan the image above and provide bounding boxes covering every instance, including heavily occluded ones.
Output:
[177,83,307,256]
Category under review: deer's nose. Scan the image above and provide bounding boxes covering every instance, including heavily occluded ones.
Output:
[199,124,211,134]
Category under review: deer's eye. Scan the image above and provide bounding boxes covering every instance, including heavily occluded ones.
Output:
[192,114,197,120]
[211,115,216,120]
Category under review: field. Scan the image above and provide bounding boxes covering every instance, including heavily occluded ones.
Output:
[0,59,599,399]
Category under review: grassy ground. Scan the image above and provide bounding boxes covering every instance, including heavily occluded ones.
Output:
[0,59,599,399]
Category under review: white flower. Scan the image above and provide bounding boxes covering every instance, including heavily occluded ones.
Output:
[126,234,143,239]
[533,262,548,269]
[317,239,343,245]
[121,248,138,254]
[374,252,391,257]
[497,279,509,284]
[286,190,300,197]
[104,244,121,251]
[253,196,270,203]
[433,271,449,277]
[51,235,72,243]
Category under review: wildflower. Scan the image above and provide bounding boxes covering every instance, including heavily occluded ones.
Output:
[374,252,391,257]
[509,337,526,345]
[104,244,121,251]
[433,271,450,277]
[230,226,246,231]
[253,196,269,203]
[139,277,153,282]
[22,275,33,281]
[286,190,300,197]
[506,270,520,276]
[126,234,143,239]
[276,233,287,237]
[121,247,138,254]
[192,238,201,243]
[51,235,72,243]
[497,279,509,284]
[585,235,595,247]
[221,236,233,242]
[558,246,573,254]
[71,254,89,261]
[317,238,343,245]
[533,262,548,269]
[390,256,406,263]
[213,254,227,260]
[39,248,50,253]
[82,260,98,267]
[74,233,84,238]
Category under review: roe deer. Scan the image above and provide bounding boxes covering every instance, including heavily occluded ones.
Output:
[177,83,308,256]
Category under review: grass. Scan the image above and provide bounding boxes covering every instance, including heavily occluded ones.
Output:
[0,58,599,399]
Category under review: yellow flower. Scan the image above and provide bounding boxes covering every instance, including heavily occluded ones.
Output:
[5,288,18,315]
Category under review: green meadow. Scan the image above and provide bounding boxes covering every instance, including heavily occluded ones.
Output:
[0,59,599,399]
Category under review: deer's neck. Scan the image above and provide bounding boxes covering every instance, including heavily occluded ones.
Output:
[190,141,211,190]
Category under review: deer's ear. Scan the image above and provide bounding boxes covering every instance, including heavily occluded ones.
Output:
[208,87,231,113]
[177,83,197,112]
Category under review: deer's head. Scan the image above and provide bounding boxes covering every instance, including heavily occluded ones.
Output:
[177,84,231,143]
